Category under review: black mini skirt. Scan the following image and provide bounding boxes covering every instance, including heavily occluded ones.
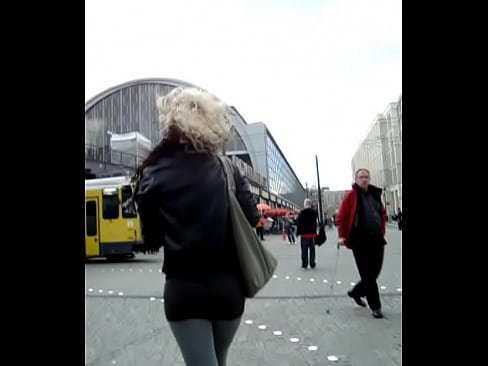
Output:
[164,273,245,321]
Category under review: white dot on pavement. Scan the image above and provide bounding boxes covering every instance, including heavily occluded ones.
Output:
[273,275,278,278]
[336,281,341,284]
[139,269,143,272]
[258,325,267,330]
[289,338,300,343]
[297,277,302,280]
[108,291,114,294]
[149,269,153,272]
[158,269,162,273]
[98,290,103,293]
[161,299,164,303]
[327,355,339,362]
[112,360,117,365]
[244,320,253,325]
[273,331,283,336]
[351,282,356,286]
[323,280,328,283]
[88,288,93,292]
[308,346,318,351]
[381,286,386,290]
[397,288,402,292]
[118,292,124,296]
[129,269,133,272]
[285,276,290,279]
[120,269,124,272]
[111,269,114,272]
[150,297,156,301]
[310,278,315,282]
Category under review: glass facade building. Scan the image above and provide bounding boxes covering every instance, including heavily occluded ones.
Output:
[265,134,305,206]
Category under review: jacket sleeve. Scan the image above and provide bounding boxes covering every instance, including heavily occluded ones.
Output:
[233,164,260,227]
[134,173,165,252]
[296,212,303,235]
[336,191,351,240]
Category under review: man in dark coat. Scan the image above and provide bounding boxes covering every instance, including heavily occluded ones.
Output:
[336,169,387,319]
[296,199,319,269]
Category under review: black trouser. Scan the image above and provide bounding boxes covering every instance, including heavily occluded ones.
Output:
[350,240,384,310]
[256,227,264,240]
[300,237,315,268]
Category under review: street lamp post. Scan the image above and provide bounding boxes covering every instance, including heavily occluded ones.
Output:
[383,185,389,220]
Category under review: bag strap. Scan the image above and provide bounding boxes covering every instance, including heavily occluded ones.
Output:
[217,156,236,194]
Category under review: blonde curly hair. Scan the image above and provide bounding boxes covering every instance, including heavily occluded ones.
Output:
[156,87,231,154]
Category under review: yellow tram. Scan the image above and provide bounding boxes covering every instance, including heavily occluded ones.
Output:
[85,176,145,259]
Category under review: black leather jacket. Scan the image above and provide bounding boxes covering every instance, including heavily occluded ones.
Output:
[134,147,259,276]
[296,208,319,236]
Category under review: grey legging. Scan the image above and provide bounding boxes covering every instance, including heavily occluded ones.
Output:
[169,317,241,366]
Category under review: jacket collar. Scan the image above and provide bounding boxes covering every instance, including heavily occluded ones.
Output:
[352,183,382,197]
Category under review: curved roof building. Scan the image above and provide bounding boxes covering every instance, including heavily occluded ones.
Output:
[85,78,305,208]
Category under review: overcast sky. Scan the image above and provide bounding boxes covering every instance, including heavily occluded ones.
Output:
[85,0,401,190]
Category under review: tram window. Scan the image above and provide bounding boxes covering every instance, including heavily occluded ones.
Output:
[121,185,137,218]
[103,188,119,219]
[86,201,97,236]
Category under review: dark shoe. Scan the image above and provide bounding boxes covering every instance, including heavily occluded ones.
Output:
[348,291,366,307]
[310,264,316,269]
[372,309,384,318]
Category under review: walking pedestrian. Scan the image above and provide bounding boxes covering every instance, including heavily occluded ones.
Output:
[296,199,319,269]
[336,168,387,318]
[134,87,260,365]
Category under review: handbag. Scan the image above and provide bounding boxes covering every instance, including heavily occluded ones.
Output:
[314,222,327,246]
[218,156,278,298]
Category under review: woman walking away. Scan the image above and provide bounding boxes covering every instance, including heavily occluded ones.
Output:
[134,87,259,366]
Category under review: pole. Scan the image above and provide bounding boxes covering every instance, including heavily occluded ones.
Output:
[326,243,341,315]
[316,155,324,223]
